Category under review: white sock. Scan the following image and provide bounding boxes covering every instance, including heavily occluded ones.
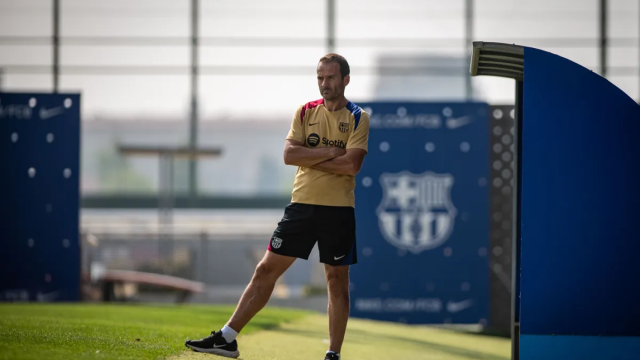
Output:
[221,325,238,343]
[326,350,340,359]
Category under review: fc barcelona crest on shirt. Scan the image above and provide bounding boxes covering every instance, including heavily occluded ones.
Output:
[271,237,283,249]
[339,122,349,133]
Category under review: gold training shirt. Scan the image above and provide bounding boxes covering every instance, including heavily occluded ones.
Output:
[286,99,370,207]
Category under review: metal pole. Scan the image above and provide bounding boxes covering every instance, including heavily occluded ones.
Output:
[511,80,524,360]
[599,0,607,78]
[167,155,174,271]
[465,0,474,100]
[327,0,335,54]
[189,0,199,203]
[158,153,175,272]
[200,232,209,283]
[158,154,166,260]
[53,0,60,92]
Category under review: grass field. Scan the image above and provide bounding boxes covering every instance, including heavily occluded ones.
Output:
[0,304,511,360]
[0,304,308,360]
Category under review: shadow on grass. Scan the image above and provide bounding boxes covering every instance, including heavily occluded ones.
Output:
[274,326,509,360]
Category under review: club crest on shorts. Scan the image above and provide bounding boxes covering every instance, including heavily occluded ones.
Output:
[339,122,349,133]
[271,237,283,249]
[377,171,457,254]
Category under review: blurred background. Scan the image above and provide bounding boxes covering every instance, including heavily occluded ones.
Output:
[1,0,638,335]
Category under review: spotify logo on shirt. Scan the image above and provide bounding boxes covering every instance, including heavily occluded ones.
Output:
[307,133,320,147]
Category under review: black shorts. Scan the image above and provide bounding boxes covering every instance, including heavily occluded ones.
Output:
[268,203,357,266]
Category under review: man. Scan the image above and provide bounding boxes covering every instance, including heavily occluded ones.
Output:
[185,53,369,360]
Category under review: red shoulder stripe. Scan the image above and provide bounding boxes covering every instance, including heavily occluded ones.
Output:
[299,99,324,123]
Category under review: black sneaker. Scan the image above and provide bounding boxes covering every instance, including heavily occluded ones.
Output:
[185,330,240,358]
[325,352,340,360]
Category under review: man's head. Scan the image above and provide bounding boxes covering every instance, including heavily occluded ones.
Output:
[317,53,350,101]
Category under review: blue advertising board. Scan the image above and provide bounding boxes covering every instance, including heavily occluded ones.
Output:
[0,92,81,302]
[351,102,490,324]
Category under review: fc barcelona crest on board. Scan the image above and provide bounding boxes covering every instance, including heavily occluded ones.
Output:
[376,171,457,254]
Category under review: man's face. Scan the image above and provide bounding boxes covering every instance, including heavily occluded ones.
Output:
[317,61,349,100]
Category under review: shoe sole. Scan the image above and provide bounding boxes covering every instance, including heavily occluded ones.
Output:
[185,344,240,358]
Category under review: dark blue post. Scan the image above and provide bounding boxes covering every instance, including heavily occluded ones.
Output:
[471,41,640,360]
[518,47,640,360]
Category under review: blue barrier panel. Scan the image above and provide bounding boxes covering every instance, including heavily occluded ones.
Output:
[520,335,640,360]
[0,92,81,302]
[350,102,490,324]
[520,47,640,357]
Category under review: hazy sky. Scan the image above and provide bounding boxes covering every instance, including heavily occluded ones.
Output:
[0,0,638,120]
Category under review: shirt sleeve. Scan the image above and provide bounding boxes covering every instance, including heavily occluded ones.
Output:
[346,111,370,152]
[286,105,305,143]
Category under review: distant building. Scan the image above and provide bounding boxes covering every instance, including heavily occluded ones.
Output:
[372,53,481,101]
[82,118,296,196]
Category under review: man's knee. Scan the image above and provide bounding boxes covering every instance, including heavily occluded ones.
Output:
[252,251,296,285]
[254,261,273,280]
[253,260,279,284]
[326,267,350,296]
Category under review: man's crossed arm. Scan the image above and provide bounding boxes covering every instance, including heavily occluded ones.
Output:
[283,139,366,176]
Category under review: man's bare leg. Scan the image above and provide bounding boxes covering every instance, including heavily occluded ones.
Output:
[325,264,350,354]
[226,250,296,332]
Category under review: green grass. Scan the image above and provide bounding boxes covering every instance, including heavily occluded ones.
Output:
[0,303,310,360]
[174,314,511,360]
[0,303,512,360]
